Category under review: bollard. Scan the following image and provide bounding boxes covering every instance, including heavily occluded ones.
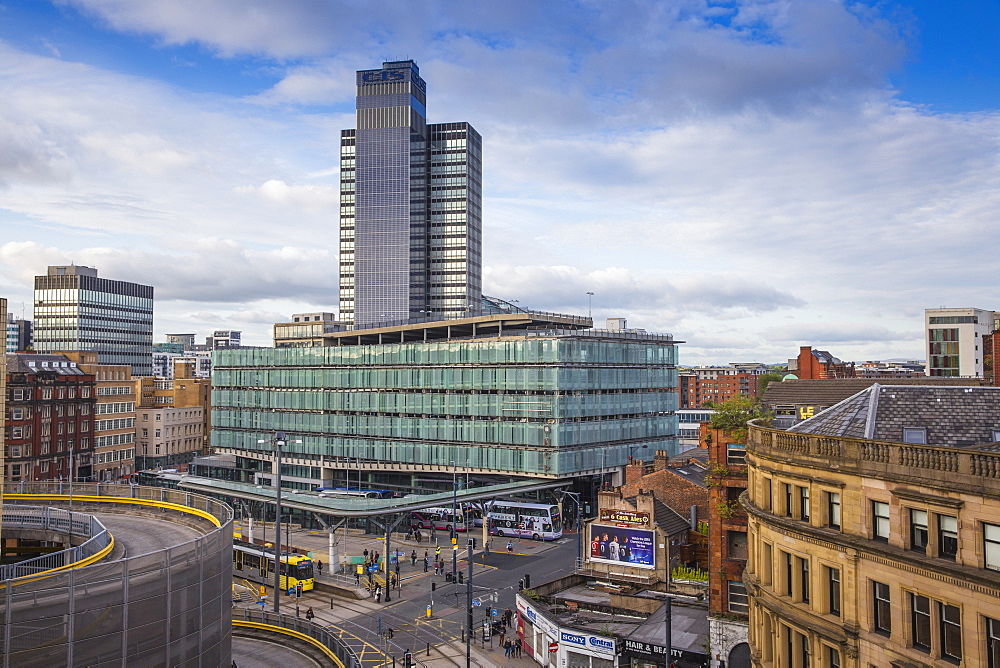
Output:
[330,597,334,609]
[426,642,430,656]
[426,605,432,618]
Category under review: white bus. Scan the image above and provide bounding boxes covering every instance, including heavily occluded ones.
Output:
[486,501,563,541]
[411,507,469,532]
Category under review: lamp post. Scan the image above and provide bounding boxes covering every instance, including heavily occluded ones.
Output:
[628,443,649,463]
[258,430,300,613]
[560,491,584,569]
[452,462,460,580]
[586,291,594,318]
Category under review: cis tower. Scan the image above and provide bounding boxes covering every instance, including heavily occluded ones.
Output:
[338,60,482,327]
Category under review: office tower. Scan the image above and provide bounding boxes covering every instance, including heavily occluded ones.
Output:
[339,60,482,326]
[33,265,154,376]
[924,307,995,377]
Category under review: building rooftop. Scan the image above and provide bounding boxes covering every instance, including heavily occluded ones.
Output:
[6,353,88,375]
[761,377,983,408]
[788,383,1000,448]
[665,463,708,488]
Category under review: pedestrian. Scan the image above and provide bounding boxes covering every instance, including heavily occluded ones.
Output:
[504,639,512,657]
[435,546,441,559]
[395,563,400,577]
[375,586,382,603]
[505,608,513,626]
[411,549,417,566]
[506,540,513,553]
[499,631,505,647]
[355,564,362,585]
[423,556,429,572]
[363,548,369,561]
[516,641,522,658]
[317,559,323,575]
[305,607,314,621]
[415,530,421,543]
[485,539,490,556]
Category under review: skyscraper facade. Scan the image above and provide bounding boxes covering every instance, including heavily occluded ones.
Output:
[338,60,482,326]
[33,265,154,376]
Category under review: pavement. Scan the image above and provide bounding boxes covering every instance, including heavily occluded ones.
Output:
[234,522,581,666]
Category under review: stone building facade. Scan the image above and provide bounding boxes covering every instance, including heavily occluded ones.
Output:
[743,384,1000,667]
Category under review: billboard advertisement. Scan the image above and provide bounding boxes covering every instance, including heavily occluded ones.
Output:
[588,524,656,569]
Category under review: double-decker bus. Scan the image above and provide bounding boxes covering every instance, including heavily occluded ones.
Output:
[233,540,314,592]
[486,501,563,541]
[410,507,469,532]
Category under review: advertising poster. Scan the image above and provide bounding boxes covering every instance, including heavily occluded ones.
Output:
[588,524,655,569]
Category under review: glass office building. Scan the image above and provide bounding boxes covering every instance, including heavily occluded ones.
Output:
[211,317,679,485]
[33,265,154,376]
[339,60,482,327]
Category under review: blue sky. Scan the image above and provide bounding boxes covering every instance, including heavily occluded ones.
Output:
[1,0,999,365]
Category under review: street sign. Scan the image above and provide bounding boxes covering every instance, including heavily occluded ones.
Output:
[549,642,558,653]
[472,600,482,607]
[491,609,498,617]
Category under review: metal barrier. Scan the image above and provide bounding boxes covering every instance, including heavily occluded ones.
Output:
[233,608,361,668]
[0,506,111,581]
[1,483,234,667]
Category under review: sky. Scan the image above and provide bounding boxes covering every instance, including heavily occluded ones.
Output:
[1,0,999,365]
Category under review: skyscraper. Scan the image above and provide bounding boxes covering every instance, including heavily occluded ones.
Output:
[33,265,154,376]
[338,60,482,326]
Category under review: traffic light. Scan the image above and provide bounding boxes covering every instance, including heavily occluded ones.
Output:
[403,651,413,668]
[523,573,531,589]
[431,581,436,592]
[458,571,464,584]
[295,583,303,598]
[518,579,524,590]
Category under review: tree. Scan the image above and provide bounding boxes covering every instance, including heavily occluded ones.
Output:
[706,395,770,444]
[756,372,783,397]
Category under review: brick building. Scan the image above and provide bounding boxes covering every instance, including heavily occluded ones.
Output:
[704,423,751,668]
[135,360,211,470]
[3,353,96,483]
[680,363,769,409]
[790,346,855,380]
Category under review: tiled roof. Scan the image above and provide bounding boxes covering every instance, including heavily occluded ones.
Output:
[788,384,1000,448]
[762,377,983,408]
[666,463,708,488]
[653,497,691,537]
[5,353,87,376]
[669,447,708,465]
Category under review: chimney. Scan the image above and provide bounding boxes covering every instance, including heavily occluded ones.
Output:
[625,460,646,486]
[654,449,670,471]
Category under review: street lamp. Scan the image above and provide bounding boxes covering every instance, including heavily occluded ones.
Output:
[258,430,301,613]
[586,291,594,318]
[628,444,649,463]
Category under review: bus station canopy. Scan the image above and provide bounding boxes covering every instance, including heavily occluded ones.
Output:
[177,476,566,518]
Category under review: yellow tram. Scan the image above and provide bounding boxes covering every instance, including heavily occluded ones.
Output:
[233,540,314,592]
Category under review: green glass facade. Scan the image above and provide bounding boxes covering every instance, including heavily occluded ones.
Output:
[211,336,678,479]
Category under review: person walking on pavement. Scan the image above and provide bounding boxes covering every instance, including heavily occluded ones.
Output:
[423,556,429,572]
[316,559,323,575]
[411,549,417,566]
[305,607,314,621]
[375,585,382,603]
[506,540,514,553]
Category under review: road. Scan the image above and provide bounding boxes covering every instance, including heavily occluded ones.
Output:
[254,528,582,666]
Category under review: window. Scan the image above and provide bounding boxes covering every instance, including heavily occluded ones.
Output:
[762,477,772,511]
[728,581,749,615]
[873,581,891,635]
[827,646,841,668]
[903,427,927,444]
[873,501,890,541]
[985,524,1000,571]
[939,602,962,662]
[911,509,929,553]
[800,557,810,603]
[827,491,841,530]
[727,444,746,466]
[799,486,810,521]
[782,551,793,596]
[987,617,1000,668]
[938,515,958,560]
[784,483,793,517]
[911,593,932,651]
[827,567,841,617]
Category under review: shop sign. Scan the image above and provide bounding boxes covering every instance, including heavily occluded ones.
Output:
[560,631,616,656]
[599,509,650,526]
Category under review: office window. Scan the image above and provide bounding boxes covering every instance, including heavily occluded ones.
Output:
[873,501,890,541]
[985,524,1000,571]
[987,617,1000,668]
[827,491,841,530]
[911,509,928,553]
[939,603,961,662]
[911,593,931,651]
[827,567,841,617]
[799,486,810,521]
[873,581,891,635]
[938,515,958,560]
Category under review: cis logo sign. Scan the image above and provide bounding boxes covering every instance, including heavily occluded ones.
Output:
[362,70,405,82]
